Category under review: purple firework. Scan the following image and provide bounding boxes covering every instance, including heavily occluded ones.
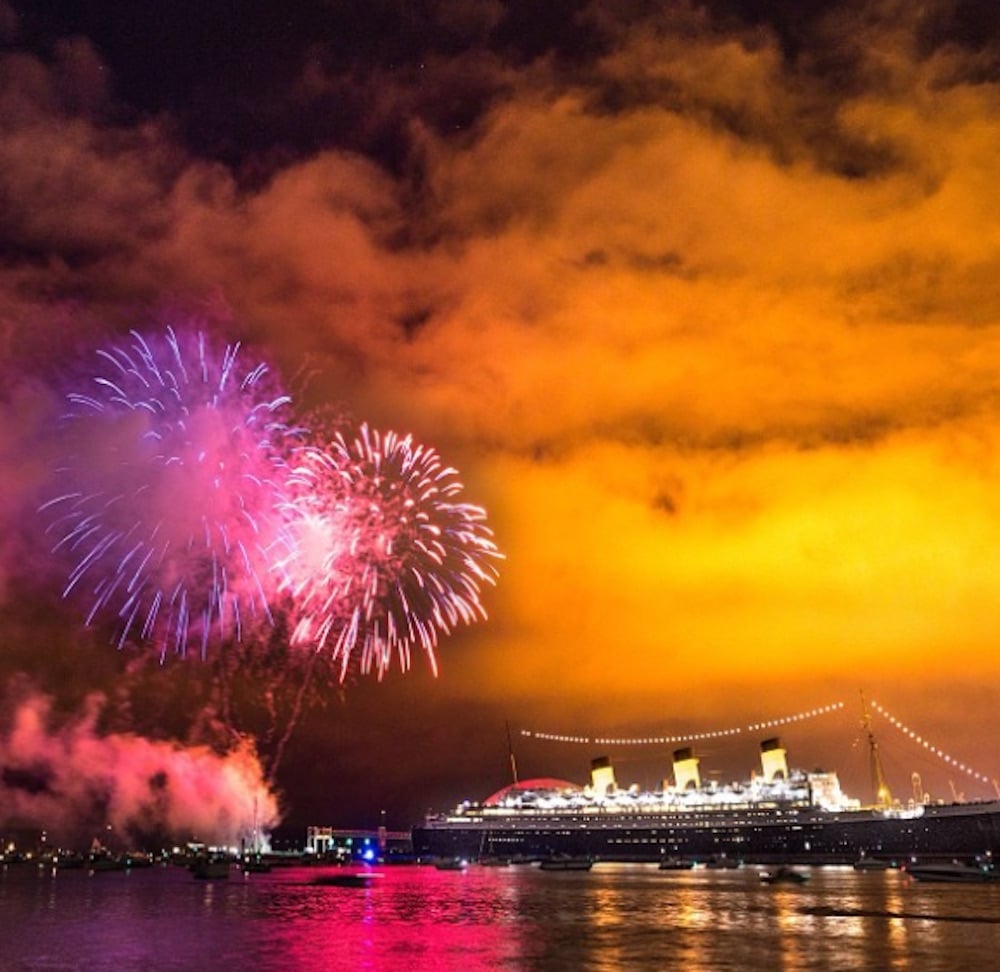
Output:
[282,423,502,679]
[41,326,299,658]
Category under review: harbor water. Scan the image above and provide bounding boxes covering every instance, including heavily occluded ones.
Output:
[2,861,999,971]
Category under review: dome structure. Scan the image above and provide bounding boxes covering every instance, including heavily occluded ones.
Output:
[483,778,581,805]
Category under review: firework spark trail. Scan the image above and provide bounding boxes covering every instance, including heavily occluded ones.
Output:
[282,423,503,679]
[40,327,300,658]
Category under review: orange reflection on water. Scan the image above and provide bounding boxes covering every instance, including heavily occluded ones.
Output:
[769,885,814,972]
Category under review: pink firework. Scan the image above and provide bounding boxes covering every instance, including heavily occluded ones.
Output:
[41,326,299,658]
[282,424,502,678]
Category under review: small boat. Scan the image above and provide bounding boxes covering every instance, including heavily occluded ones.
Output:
[659,857,695,871]
[853,857,892,871]
[760,866,808,885]
[539,855,593,871]
[87,852,127,872]
[433,857,468,871]
[312,872,382,888]
[192,856,231,880]
[84,839,127,872]
[241,855,272,874]
[907,861,1000,883]
[477,856,511,866]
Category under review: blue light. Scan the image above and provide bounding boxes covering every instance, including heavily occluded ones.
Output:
[362,848,376,863]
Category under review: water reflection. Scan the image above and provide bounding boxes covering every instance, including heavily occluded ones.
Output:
[3,862,1000,971]
[269,868,527,971]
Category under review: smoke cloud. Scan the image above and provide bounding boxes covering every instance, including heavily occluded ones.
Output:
[0,682,279,847]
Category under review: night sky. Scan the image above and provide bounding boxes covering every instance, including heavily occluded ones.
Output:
[1,1,1000,844]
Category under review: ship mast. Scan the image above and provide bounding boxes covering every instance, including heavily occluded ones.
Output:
[506,721,519,785]
[860,691,892,808]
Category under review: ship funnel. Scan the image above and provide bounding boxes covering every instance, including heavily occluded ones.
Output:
[672,747,701,791]
[760,737,789,782]
[590,756,617,797]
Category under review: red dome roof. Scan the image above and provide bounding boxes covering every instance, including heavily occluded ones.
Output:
[483,778,581,805]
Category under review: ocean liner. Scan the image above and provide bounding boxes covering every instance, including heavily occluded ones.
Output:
[412,735,1000,865]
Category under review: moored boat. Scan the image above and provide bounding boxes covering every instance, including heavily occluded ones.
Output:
[313,871,382,887]
[760,866,808,885]
[240,855,272,874]
[539,855,593,871]
[192,855,232,880]
[906,861,1000,883]
[413,729,1000,867]
[87,849,127,872]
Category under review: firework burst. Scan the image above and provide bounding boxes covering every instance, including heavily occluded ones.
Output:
[282,423,502,679]
[40,326,299,657]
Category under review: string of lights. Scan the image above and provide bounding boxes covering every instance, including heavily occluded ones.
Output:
[520,702,845,747]
[869,699,993,785]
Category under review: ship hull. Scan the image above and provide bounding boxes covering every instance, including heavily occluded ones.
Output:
[412,801,1000,865]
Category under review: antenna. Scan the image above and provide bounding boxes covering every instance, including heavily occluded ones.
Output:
[860,691,892,808]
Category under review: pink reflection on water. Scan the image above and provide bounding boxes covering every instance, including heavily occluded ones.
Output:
[268,866,530,971]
